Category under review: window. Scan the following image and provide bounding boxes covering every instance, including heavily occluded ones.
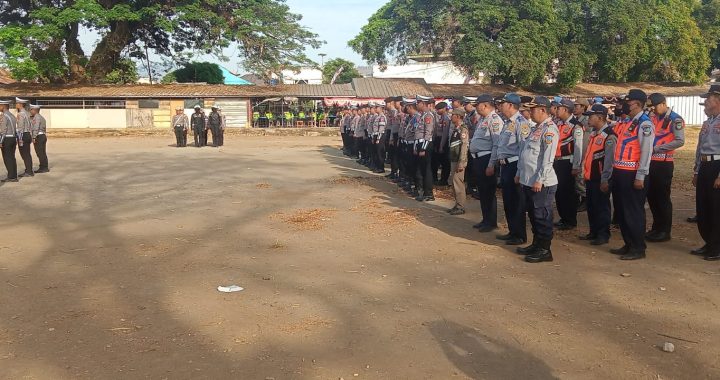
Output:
[138,99,159,109]
[184,99,204,109]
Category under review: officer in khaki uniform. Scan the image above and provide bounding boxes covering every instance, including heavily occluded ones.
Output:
[448,108,469,215]
[414,95,436,202]
[0,100,18,182]
[29,104,49,173]
[691,84,720,261]
[515,96,560,263]
[15,98,33,177]
[191,105,206,147]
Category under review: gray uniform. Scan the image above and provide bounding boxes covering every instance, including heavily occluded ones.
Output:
[0,112,15,144]
[517,117,560,187]
[415,111,435,150]
[493,111,531,165]
[464,110,479,138]
[694,114,720,174]
[4,110,17,131]
[592,125,617,184]
[470,110,503,168]
[352,115,363,138]
[652,111,685,156]
[30,113,47,138]
[632,113,655,181]
[16,110,31,134]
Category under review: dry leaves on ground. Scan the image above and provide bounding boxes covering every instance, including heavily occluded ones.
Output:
[256,183,272,189]
[271,208,337,231]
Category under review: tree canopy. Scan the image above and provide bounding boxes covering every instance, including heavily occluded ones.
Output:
[321,58,362,84]
[349,0,716,88]
[164,62,224,84]
[0,0,323,84]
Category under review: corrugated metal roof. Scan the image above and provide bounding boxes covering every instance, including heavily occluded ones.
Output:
[0,69,15,85]
[352,78,432,98]
[429,84,531,98]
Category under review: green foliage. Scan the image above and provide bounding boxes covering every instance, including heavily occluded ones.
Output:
[351,0,714,88]
[161,71,177,84]
[103,58,139,84]
[321,58,362,84]
[172,62,224,84]
[0,0,323,83]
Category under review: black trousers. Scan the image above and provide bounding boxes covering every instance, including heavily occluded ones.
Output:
[405,144,417,182]
[18,132,33,174]
[500,161,526,240]
[465,152,476,191]
[696,161,720,253]
[2,136,17,179]
[389,133,400,174]
[612,169,648,253]
[586,179,611,240]
[193,127,203,147]
[524,184,557,243]
[34,134,49,170]
[218,128,224,146]
[472,155,497,227]
[553,159,578,226]
[415,147,433,196]
[431,139,451,184]
[209,126,221,146]
[647,161,673,234]
[375,138,385,171]
[341,132,349,152]
[174,127,185,147]
[201,129,208,146]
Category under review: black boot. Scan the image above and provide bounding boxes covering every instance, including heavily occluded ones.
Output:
[525,239,553,263]
[516,238,538,255]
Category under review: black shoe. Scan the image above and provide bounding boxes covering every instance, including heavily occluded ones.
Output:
[556,222,576,231]
[687,216,698,223]
[691,246,708,256]
[471,193,481,200]
[478,225,497,233]
[373,169,385,174]
[590,238,609,246]
[19,172,34,178]
[447,206,457,213]
[553,220,564,227]
[472,222,485,229]
[516,243,538,255]
[1,178,18,182]
[449,208,465,216]
[34,169,49,174]
[496,233,513,241]
[422,196,435,202]
[578,233,596,241]
[506,237,527,246]
[525,249,553,263]
[646,232,671,243]
[704,252,720,261]
[620,251,646,260]
[610,246,629,255]
[645,230,658,239]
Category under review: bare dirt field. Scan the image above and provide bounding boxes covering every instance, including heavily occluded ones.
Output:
[0,132,718,380]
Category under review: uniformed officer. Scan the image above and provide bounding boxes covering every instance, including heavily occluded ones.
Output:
[494,93,532,245]
[351,106,363,159]
[463,96,480,196]
[448,108,469,215]
[432,101,451,186]
[191,105,206,147]
[573,98,591,212]
[691,85,720,261]
[29,104,49,173]
[15,98,33,177]
[341,108,351,155]
[469,94,502,232]
[171,107,189,147]
[414,95,435,201]
[387,99,401,179]
[373,103,387,174]
[400,98,418,192]
[610,89,655,260]
[207,106,223,147]
[217,106,226,146]
[645,93,685,242]
[0,100,18,182]
[579,104,616,245]
[552,98,584,230]
[356,105,369,165]
[515,96,560,263]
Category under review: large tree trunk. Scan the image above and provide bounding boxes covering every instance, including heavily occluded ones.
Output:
[86,20,133,83]
[65,22,87,83]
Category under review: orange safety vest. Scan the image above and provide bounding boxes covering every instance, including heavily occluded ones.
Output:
[555,120,576,158]
[583,127,615,181]
[650,113,680,162]
[613,115,649,170]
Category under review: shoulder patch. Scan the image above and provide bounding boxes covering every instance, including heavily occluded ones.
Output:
[424,115,433,124]
[461,132,468,139]
[521,124,530,138]
[674,119,684,130]
[544,132,554,145]
[642,125,652,136]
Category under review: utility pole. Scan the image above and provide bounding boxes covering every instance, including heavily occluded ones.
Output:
[318,53,327,68]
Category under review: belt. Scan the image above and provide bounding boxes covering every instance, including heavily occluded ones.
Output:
[556,155,573,161]
[4,135,15,137]
[652,153,673,160]
[701,154,720,162]
[470,151,491,159]
[37,132,45,135]
[499,156,519,165]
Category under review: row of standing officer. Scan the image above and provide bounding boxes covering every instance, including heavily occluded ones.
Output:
[0,98,49,182]
[171,105,226,148]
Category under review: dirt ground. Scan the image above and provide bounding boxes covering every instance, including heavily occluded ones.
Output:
[0,132,718,380]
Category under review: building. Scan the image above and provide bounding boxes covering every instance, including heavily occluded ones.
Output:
[371,60,481,84]
[0,79,711,129]
[278,67,323,84]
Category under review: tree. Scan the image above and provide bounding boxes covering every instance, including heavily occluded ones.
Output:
[350,0,711,88]
[321,58,361,84]
[0,0,323,83]
[170,62,224,84]
[103,58,139,84]
[694,0,720,71]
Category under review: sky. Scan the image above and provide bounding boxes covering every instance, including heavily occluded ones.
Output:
[79,0,387,76]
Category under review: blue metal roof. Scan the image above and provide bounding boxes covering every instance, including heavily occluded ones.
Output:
[220,67,252,85]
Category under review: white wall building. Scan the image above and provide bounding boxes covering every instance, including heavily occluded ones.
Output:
[371,61,481,84]
[278,67,323,84]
